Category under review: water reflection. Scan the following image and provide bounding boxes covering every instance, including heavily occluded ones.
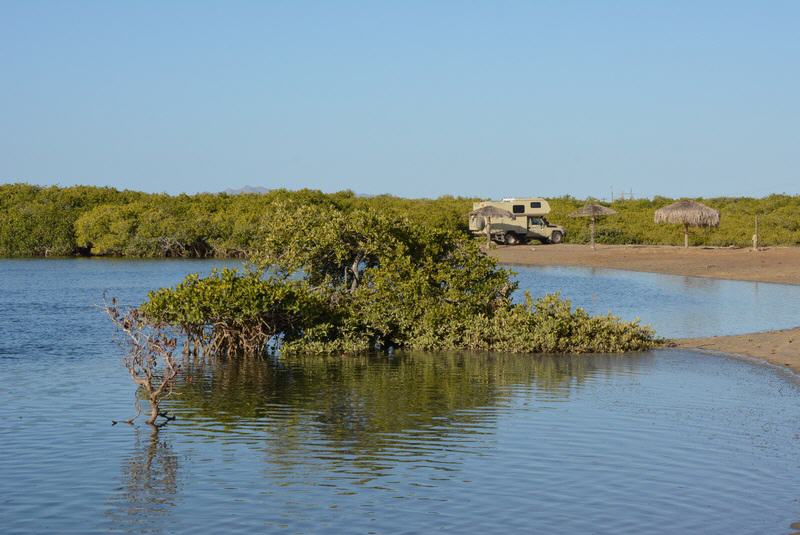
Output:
[106,427,179,533]
[678,274,720,291]
[155,353,652,499]
[168,352,648,457]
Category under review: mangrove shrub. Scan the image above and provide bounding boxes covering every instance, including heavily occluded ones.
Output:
[136,206,659,356]
[5,183,800,257]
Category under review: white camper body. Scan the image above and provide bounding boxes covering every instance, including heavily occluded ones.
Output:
[469,198,566,244]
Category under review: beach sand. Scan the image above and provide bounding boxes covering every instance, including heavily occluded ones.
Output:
[675,328,800,374]
[490,243,800,285]
[489,243,800,373]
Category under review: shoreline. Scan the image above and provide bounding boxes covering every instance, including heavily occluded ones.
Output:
[490,244,800,373]
[490,243,800,285]
[674,328,800,375]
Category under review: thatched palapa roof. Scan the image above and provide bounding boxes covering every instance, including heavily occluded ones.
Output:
[654,200,720,227]
[569,204,617,218]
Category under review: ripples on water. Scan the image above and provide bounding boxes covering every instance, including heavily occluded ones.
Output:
[1,259,799,533]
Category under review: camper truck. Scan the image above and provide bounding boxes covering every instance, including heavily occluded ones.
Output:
[469,198,566,245]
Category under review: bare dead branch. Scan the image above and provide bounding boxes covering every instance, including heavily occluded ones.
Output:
[104,297,181,426]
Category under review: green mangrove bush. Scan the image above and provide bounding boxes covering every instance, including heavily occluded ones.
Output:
[135,205,659,356]
[140,268,330,357]
[5,183,800,258]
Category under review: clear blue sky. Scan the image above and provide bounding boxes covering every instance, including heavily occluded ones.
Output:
[1,1,798,199]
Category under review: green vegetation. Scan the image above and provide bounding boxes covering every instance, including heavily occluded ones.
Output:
[549,195,800,247]
[0,183,472,258]
[2,183,799,257]
[138,205,658,356]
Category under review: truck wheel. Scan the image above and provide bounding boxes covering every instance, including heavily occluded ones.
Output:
[549,231,563,244]
[504,232,519,245]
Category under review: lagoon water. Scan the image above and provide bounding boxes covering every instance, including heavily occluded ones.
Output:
[513,264,800,338]
[1,259,799,533]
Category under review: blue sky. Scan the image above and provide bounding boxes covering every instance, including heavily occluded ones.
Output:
[1,1,798,199]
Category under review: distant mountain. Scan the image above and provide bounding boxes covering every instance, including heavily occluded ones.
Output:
[222,186,271,195]
[221,186,377,198]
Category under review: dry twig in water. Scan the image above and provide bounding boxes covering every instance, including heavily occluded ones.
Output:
[105,297,180,426]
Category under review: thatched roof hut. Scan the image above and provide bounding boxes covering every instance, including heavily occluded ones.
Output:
[470,205,515,219]
[569,204,617,250]
[654,200,720,248]
[469,206,515,246]
[570,204,617,218]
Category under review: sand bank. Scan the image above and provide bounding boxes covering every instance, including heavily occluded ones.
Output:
[676,328,800,374]
[490,243,800,285]
[489,244,800,372]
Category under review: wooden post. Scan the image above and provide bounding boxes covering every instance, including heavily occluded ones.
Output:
[590,217,596,250]
[684,223,689,248]
[486,217,492,247]
[753,215,759,251]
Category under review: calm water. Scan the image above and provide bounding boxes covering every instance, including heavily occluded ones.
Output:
[1,259,799,534]
[515,264,800,338]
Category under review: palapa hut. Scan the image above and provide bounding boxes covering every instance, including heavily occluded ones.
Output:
[569,204,617,250]
[654,200,720,248]
[469,205,515,246]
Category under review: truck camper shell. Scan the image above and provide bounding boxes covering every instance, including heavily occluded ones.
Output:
[469,198,566,245]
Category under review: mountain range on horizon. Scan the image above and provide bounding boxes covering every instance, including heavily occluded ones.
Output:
[222,185,271,195]
[222,185,381,198]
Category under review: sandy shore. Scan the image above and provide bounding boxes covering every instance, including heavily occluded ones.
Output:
[489,243,800,373]
[675,328,800,374]
[490,243,800,285]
